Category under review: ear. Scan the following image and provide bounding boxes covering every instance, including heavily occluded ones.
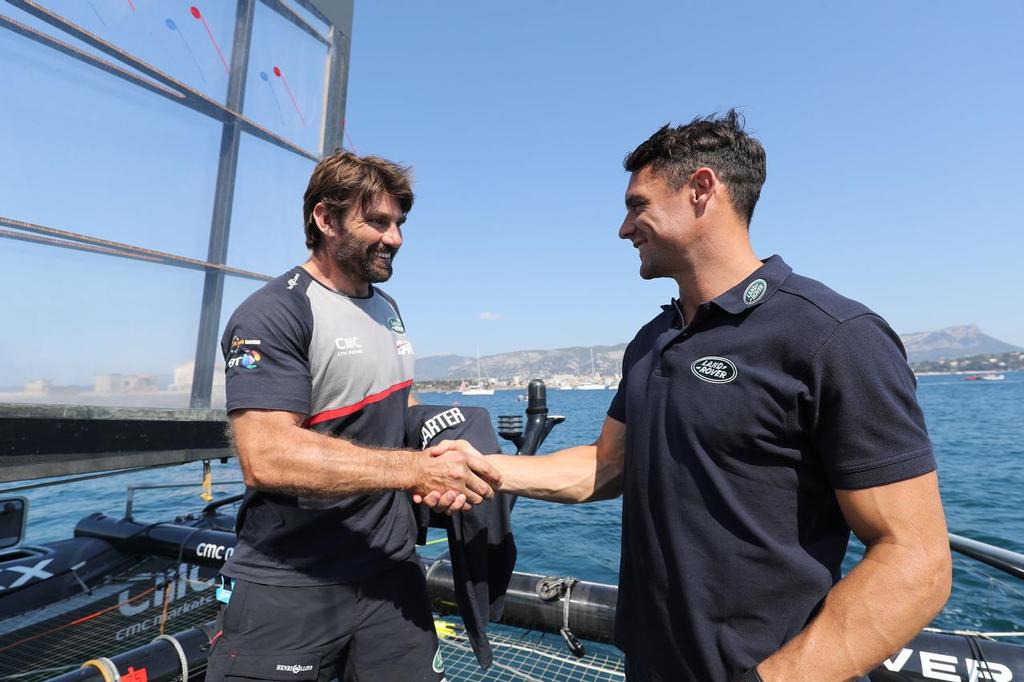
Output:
[689,168,717,208]
[312,202,335,237]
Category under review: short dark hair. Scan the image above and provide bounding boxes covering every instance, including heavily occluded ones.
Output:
[623,110,766,225]
[302,151,414,250]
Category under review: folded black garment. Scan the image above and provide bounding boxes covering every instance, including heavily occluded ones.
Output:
[406,404,516,670]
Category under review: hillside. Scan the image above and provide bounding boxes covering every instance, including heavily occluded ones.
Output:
[415,326,1020,381]
[899,325,1020,363]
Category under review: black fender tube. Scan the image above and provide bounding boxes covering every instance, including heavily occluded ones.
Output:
[47,624,214,682]
[425,560,617,644]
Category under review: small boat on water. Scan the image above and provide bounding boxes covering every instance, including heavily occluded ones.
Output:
[461,352,495,395]
[965,373,1006,381]
[576,348,608,389]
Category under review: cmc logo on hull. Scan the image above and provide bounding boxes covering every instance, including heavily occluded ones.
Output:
[195,542,234,561]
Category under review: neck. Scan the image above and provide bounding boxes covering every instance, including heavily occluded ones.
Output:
[303,250,369,297]
[673,222,762,323]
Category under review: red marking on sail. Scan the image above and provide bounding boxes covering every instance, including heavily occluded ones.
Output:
[274,65,307,126]
[127,0,136,10]
[191,6,230,74]
[304,380,413,427]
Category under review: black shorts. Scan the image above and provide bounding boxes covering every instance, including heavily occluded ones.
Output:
[204,555,446,682]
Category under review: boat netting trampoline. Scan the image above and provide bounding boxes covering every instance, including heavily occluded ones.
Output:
[0,557,625,682]
[435,620,625,682]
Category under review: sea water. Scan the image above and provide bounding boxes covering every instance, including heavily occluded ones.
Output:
[9,373,1023,634]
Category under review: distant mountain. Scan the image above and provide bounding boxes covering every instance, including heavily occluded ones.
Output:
[416,344,627,381]
[899,325,1021,362]
[416,326,1019,379]
[414,354,473,381]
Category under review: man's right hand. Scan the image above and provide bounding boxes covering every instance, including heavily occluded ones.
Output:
[410,441,502,515]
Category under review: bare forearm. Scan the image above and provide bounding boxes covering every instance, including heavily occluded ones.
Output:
[240,425,419,497]
[493,444,620,503]
[757,540,951,681]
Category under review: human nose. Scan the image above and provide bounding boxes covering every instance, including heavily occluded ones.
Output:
[382,222,403,248]
[618,215,633,240]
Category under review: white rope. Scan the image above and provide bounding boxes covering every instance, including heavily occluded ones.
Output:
[80,658,120,682]
[152,634,189,682]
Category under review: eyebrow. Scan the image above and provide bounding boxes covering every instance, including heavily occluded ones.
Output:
[625,193,648,209]
[366,211,405,226]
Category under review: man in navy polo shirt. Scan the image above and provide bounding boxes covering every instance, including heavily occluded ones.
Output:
[426,112,952,681]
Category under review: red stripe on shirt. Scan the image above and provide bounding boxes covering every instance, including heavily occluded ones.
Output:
[303,379,414,427]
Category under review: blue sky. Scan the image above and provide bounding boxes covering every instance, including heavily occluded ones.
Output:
[0,0,1022,387]
[345,1,1024,357]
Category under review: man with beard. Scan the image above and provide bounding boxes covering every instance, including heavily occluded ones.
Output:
[205,152,500,682]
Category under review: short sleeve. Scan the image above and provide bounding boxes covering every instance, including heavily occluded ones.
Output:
[607,341,635,424]
[804,314,935,490]
[222,298,313,416]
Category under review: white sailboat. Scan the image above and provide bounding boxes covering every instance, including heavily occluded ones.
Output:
[576,348,606,390]
[461,351,495,395]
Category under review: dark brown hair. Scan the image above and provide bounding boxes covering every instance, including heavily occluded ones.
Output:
[624,110,766,225]
[302,151,414,250]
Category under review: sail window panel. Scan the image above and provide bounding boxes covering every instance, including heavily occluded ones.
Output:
[0,27,221,260]
[286,0,331,40]
[243,0,329,154]
[224,133,314,276]
[0,240,205,410]
[5,0,237,104]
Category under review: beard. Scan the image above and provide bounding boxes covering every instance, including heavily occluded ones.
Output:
[332,231,397,284]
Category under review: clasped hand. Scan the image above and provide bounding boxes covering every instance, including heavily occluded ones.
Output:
[411,439,501,515]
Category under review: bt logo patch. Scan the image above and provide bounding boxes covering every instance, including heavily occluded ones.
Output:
[227,349,261,369]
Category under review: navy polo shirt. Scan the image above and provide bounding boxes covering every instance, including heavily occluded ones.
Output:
[607,255,935,682]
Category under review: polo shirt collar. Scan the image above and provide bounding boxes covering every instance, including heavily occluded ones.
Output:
[711,254,792,315]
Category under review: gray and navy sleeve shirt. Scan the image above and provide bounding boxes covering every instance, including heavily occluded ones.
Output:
[220,266,417,586]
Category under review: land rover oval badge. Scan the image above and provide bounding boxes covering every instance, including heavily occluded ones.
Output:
[743,278,767,305]
[691,356,738,384]
[388,317,406,334]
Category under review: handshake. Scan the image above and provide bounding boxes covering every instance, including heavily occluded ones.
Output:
[409,439,502,515]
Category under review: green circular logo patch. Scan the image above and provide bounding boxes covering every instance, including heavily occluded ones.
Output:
[388,317,406,334]
[743,279,767,305]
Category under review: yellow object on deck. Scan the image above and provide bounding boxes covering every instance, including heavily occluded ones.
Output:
[434,619,457,638]
[200,460,213,502]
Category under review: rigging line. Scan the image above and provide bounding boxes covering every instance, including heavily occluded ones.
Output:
[2,4,319,161]
[0,664,79,679]
[0,217,273,281]
[954,557,1024,600]
[0,573,162,653]
[0,464,181,496]
[341,118,358,154]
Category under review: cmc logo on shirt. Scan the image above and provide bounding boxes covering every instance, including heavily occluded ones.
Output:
[335,336,364,357]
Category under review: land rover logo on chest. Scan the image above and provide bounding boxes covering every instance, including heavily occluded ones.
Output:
[691,356,738,384]
[743,278,767,304]
[388,317,406,334]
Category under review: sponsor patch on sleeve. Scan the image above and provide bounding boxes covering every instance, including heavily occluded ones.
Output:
[227,336,263,370]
